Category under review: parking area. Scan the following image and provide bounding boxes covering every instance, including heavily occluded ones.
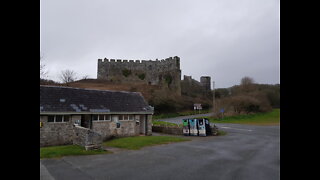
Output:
[41,123,280,180]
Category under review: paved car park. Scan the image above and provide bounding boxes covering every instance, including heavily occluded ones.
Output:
[41,119,280,180]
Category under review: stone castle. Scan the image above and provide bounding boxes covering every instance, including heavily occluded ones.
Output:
[97,56,211,96]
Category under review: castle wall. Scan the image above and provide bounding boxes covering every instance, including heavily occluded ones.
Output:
[97,56,181,95]
[181,75,212,97]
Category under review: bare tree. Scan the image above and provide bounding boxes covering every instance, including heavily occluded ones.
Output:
[81,75,90,80]
[240,76,254,86]
[40,56,48,79]
[60,69,77,83]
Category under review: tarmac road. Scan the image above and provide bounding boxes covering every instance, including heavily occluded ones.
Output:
[41,114,280,180]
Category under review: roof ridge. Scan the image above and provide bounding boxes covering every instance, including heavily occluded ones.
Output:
[40,85,140,95]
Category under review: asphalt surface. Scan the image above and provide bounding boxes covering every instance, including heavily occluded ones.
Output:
[41,114,280,180]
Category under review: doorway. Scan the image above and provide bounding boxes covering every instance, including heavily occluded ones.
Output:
[81,114,92,129]
[139,115,148,135]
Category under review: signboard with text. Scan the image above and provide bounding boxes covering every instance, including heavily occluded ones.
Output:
[194,104,202,110]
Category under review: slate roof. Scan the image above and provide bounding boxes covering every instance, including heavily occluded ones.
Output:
[40,85,154,114]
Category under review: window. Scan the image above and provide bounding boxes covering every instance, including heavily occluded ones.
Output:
[93,114,111,121]
[48,116,54,122]
[56,115,63,122]
[64,115,70,122]
[119,115,134,121]
[99,115,105,121]
[92,115,98,121]
[47,115,70,123]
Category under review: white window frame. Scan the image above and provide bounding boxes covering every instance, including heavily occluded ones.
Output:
[47,115,70,123]
[93,114,111,121]
[104,115,111,121]
[119,114,134,121]
[98,114,105,121]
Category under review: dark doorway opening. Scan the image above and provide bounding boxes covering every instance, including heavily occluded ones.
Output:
[81,114,92,129]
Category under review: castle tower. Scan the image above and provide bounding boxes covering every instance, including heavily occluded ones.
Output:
[200,76,211,91]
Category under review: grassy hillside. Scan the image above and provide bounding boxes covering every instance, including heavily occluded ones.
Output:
[208,109,280,125]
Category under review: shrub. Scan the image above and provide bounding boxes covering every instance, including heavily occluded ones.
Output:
[137,73,145,80]
[122,69,131,77]
[164,74,173,85]
[218,95,271,115]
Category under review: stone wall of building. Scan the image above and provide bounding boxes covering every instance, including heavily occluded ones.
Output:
[40,114,153,147]
[91,121,138,140]
[97,56,181,95]
[40,115,81,147]
[146,115,153,136]
[91,115,153,140]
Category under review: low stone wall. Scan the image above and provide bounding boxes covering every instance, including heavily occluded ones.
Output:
[152,125,219,136]
[73,125,103,149]
[152,126,183,135]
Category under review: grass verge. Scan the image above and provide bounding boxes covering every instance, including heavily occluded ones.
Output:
[152,120,180,127]
[40,145,110,159]
[208,109,280,125]
[217,130,227,136]
[103,136,190,150]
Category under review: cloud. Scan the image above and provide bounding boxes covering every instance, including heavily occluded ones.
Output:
[41,0,279,87]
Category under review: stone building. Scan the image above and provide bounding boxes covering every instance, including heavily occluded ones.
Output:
[97,56,212,96]
[40,85,154,147]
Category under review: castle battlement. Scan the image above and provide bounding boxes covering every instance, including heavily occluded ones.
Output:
[98,56,180,69]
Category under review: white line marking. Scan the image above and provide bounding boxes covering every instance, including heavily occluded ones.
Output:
[220,126,253,132]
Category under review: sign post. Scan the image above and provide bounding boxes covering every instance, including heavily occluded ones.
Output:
[220,108,224,119]
[194,104,202,114]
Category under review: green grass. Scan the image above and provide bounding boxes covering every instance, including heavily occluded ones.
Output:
[103,136,190,150]
[208,109,280,125]
[152,120,180,127]
[40,145,110,159]
[217,130,227,136]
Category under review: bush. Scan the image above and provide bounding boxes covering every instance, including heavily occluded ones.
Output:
[137,73,145,80]
[218,94,271,115]
[122,69,131,77]
[164,74,173,85]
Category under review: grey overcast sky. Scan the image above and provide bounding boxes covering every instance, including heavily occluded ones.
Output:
[40,0,279,88]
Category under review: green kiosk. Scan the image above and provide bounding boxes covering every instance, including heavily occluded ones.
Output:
[182,119,190,136]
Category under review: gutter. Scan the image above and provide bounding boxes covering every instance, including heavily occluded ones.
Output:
[40,111,154,115]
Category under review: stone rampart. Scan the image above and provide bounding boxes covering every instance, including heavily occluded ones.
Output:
[97,56,181,94]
